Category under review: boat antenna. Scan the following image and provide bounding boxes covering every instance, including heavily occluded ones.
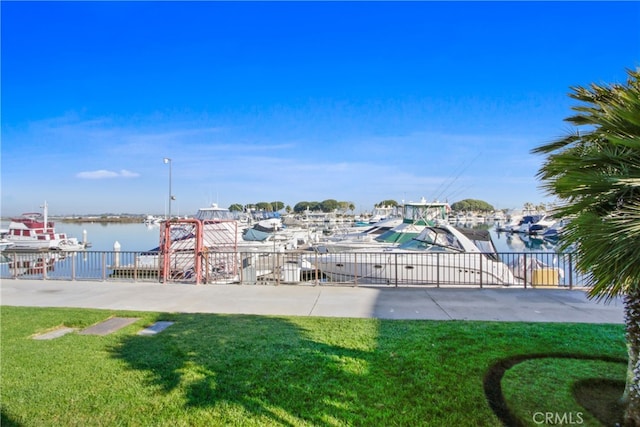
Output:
[432,151,482,202]
[41,201,48,232]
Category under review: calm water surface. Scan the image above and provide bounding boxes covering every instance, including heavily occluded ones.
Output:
[1,221,162,252]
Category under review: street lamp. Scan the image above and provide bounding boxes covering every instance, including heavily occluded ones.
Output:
[163,157,173,220]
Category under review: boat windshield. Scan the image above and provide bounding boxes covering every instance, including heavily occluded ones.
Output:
[398,228,463,251]
[194,205,236,221]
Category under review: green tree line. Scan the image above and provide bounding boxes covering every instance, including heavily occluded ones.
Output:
[227,200,356,214]
[228,198,553,214]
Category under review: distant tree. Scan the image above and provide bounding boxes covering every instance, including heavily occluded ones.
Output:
[228,203,244,212]
[532,69,640,426]
[450,199,494,212]
[255,202,273,212]
[376,199,398,208]
[309,202,322,211]
[271,201,285,211]
[293,201,319,213]
[523,202,535,213]
[335,201,356,214]
[293,200,355,213]
[320,199,339,212]
[285,205,292,214]
[293,202,307,213]
[535,203,547,212]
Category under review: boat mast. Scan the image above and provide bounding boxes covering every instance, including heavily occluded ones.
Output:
[42,201,48,232]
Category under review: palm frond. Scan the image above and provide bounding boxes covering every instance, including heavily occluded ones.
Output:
[532,69,640,300]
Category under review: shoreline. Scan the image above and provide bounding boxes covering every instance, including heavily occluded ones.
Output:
[1,216,148,224]
[58,217,144,224]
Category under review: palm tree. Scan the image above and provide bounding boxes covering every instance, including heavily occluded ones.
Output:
[532,68,640,425]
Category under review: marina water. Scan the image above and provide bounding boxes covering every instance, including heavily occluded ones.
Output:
[1,221,163,252]
[2,221,560,254]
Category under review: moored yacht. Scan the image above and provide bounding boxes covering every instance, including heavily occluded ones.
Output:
[0,230,14,252]
[373,198,451,244]
[368,204,400,224]
[312,198,451,252]
[310,223,520,286]
[5,202,87,251]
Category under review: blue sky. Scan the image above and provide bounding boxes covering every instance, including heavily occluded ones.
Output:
[2,1,639,216]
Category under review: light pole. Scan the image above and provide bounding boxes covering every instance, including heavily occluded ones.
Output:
[163,157,173,220]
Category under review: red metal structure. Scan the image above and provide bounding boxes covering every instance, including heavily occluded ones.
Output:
[159,218,238,284]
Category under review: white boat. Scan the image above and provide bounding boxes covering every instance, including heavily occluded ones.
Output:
[496,213,523,233]
[143,215,162,226]
[135,204,305,281]
[310,223,520,286]
[541,218,568,241]
[194,203,238,221]
[5,202,87,251]
[312,198,451,252]
[242,217,312,251]
[194,203,294,250]
[375,198,451,243]
[491,211,506,222]
[0,229,14,251]
[312,216,403,252]
[368,204,400,224]
[524,214,557,236]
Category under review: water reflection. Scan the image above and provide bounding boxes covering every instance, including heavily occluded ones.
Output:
[499,231,559,252]
[455,221,562,253]
[47,222,162,252]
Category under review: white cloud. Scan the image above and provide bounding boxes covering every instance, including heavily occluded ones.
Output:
[119,169,140,178]
[76,169,140,179]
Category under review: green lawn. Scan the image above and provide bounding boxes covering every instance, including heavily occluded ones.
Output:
[0,306,627,426]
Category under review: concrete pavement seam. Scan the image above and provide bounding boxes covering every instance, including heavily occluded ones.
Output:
[543,289,602,311]
[423,288,453,320]
[307,288,322,316]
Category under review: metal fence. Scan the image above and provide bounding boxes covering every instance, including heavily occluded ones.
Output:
[0,249,590,289]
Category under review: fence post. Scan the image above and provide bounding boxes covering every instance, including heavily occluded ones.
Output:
[479,253,483,289]
[113,241,121,267]
[102,252,107,281]
[568,253,573,290]
[10,252,15,279]
[394,253,398,288]
[134,253,138,282]
[71,252,76,281]
[354,253,358,287]
[523,254,528,289]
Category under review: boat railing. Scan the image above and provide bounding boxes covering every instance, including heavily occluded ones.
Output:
[0,249,589,289]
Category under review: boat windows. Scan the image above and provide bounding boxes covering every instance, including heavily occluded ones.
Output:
[399,228,463,251]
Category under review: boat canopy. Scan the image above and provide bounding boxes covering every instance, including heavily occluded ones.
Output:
[194,204,236,221]
[401,201,450,226]
[242,228,271,242]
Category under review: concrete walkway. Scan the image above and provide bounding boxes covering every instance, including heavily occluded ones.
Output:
[0,279,624,323]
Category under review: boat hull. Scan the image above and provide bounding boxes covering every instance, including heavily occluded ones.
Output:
[312,251,520,286]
